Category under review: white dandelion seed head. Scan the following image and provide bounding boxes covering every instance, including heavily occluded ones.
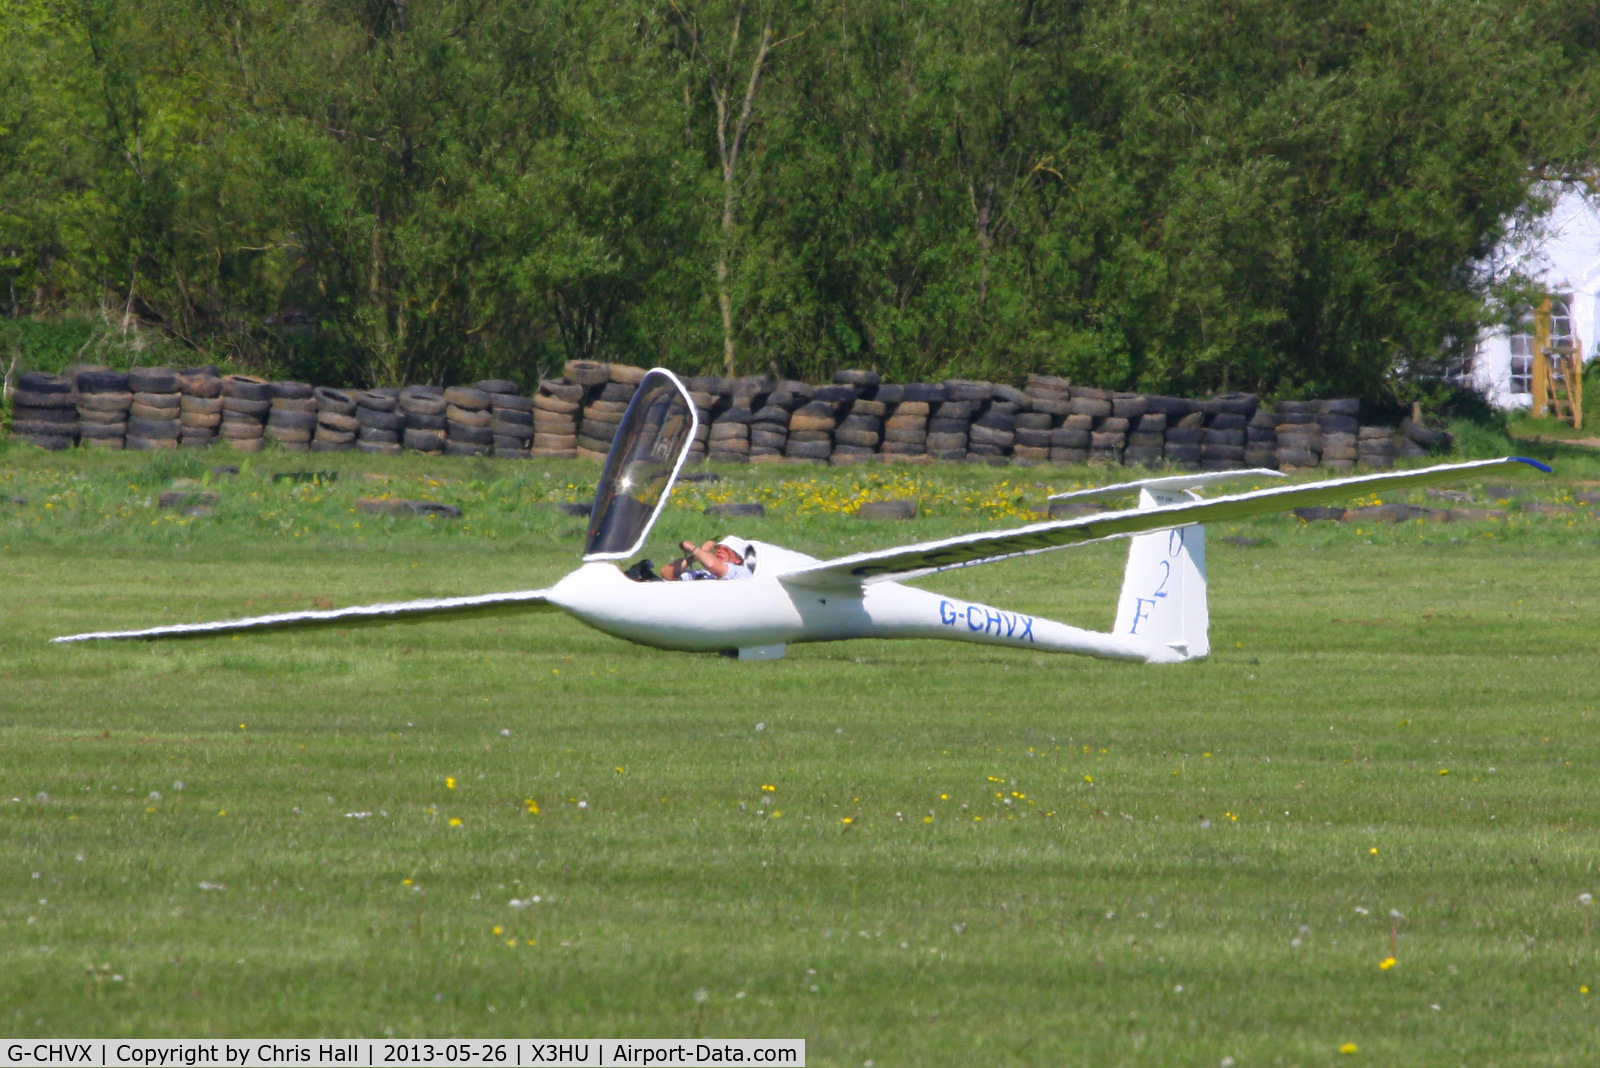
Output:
[1580,893,1594,905]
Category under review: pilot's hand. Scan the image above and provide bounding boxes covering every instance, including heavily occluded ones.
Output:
[679,540,696,554]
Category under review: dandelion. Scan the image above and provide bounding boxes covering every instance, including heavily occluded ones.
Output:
[1084,775,1093,783]
[524,799,540,814]
[446,777,456,790]
[1438,768,1450,776]
[1338,1043,1359,1054]
[401,878,413,886]
[761,785,776,792]
[1379,957,1396,970]
[1369,847,1379,855]
[448,817,463,826]
[492,926,503,935]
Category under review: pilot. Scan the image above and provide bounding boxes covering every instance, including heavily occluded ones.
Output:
[659,535,755,581]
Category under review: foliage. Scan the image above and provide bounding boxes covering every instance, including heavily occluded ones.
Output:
[1,0,1597,397]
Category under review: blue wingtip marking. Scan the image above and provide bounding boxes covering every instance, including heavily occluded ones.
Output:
[1510,456,1554,474]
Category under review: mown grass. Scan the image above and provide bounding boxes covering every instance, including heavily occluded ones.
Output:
[2,439,1599,1064]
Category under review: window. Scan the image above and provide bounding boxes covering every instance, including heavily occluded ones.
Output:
[1509,331,1533,394]
[1507,294,1575,395]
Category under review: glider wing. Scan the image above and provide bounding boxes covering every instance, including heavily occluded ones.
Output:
[777,456,1549,589]
[52,588,557,643]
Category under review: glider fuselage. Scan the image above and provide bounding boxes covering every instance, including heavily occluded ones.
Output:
[546,542,1173,662]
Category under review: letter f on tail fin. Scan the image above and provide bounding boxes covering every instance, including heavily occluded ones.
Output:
[1113,488,1208,661]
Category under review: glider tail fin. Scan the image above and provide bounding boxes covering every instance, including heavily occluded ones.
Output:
[1112,489,1209,661]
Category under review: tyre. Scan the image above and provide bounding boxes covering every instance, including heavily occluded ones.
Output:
[18,433,74,450]
[314,427,356,445]
[77,391,133,412]
[398,391,447,417]
[270,380,314,400]
[563,360,611,386]
[128,366,180,393]
[444,440,491,457]
[79,422,126,440]
[313,387,357,415]
[125,435,177,451]
[222,374,272,398]
[537,380,585,403]
[180,395,224,415]
[490,394,533,413]
[129,401,181,421]
[219,420,265,440]
[405,411,447,431]
[357,427,401,445]
[900,383,946,404]
[11,419,77,437]
[76,370,130,393]
[127,416,180,439]
[1164,443,1202,462]
[444,386,492,410]
[403,429,446,452]
[833,428,880,448]
[489,420,533,440]
[13,405,76,424]
[317,411,360,433]
[358,389,401,413]
[785,440,832,459]
[222,395,271,416]
[445,404,492,427]
[355,407,405,431]
[969,424,1014,448]
[180,372,224,399]
[447,423,494,446]
[12,389,76,408]
[268,409,318,431]
[18,372,72,393]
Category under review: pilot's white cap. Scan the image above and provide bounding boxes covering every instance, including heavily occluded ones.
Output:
[718,535,754,562]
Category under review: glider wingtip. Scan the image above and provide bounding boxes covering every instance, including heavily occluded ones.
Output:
[1509,456,1554,474]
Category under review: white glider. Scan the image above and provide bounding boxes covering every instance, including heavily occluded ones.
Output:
[54,369,1549,662]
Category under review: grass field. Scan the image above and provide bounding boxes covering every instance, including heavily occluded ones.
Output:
[3,439,1599,1065]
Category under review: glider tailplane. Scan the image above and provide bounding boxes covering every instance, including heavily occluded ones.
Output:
[1111,489,1208,661]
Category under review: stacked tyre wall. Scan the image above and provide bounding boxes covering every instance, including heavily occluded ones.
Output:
[5,362,1450,469]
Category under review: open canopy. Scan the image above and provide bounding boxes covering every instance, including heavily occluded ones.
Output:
[583,369,698,561]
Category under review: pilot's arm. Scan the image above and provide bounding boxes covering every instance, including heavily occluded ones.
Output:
[678,539,729,578]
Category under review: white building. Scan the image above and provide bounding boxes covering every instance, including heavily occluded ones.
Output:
[1470,186,1600,409]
